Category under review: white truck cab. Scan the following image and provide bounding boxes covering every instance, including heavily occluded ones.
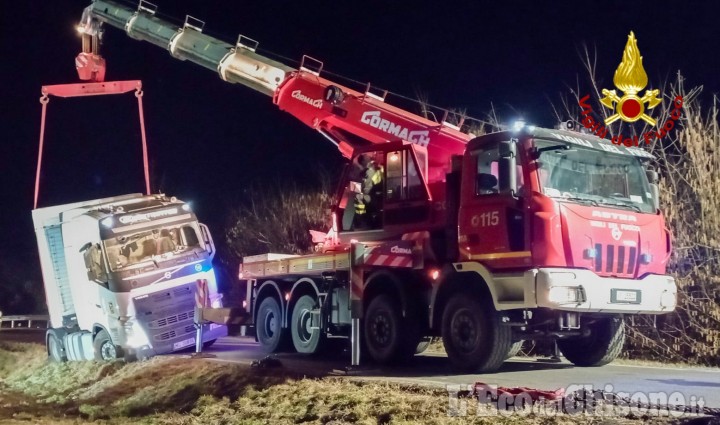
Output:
[32,193,226,361]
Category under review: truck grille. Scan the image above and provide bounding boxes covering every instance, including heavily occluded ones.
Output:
[149,310,194,329]
[593,244,637,275]
[155,325,196,342]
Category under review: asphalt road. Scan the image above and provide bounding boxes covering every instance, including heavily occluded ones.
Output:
[3,331,719,410]
[205,336,720,409]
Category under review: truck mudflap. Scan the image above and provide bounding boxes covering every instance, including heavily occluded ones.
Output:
[534,268,677,314]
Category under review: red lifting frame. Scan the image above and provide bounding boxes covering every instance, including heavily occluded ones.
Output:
[34,80,151,209]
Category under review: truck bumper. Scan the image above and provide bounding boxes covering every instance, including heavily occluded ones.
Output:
[534,268,677,314]
[129,323,228,359]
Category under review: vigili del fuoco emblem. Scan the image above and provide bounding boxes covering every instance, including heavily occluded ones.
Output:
[600,32,661,125]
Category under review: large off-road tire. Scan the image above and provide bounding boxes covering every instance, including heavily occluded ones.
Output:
[256,296,289,353]
[506,340,524,359]
[94,329,123,361]
[291,295,324,354]
[364,294,418,364]
[557,316,625,367]
[47,330,67,362]
[441,294,512,373]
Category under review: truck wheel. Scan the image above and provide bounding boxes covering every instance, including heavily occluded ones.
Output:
[364,294,416,364]
[557,317,625,367]
[256,296,288,353]
[441,294,511,373]
[93,330,123,361]
[291,295,324,354]
[506,340,524,359]
[47,330,67,362]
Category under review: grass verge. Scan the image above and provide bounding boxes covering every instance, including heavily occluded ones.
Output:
[0,341,702,424]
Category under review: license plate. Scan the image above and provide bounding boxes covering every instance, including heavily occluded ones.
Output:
[611,289,641,304]
[173,337,195,350]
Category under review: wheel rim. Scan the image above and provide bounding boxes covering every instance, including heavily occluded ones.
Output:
[296,308,313,344]
[263,309,277,339]
[451,308,479,354]
[100,341,117,360]
[369,310,392,348]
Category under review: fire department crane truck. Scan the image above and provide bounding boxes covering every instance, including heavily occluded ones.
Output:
[77,0,677,372]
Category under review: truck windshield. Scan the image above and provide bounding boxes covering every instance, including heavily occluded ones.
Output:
[535,140,655,213]
[103,222,202,271]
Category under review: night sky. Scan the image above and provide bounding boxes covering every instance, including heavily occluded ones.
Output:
[2,1,719,303]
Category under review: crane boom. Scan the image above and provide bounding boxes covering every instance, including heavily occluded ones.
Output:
[79,0,470,182]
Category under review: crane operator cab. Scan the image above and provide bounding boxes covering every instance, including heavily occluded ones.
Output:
[336,141,433,238]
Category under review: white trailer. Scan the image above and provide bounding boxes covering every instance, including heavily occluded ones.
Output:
[32,193,226,361]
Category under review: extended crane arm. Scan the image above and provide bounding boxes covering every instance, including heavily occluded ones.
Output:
[80,0,471,182]
[80,0,292,95]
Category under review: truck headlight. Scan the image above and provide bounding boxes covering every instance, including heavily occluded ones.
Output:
[123,319,150,348]
[548,286,585,304]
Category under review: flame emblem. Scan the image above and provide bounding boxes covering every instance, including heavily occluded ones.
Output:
[600,32,661,125]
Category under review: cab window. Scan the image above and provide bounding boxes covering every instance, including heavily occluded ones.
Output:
[474,142,524,196]
[385,150,425,202]
[83,243,108,283]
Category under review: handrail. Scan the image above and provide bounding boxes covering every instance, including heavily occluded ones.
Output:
[0,315,50,330]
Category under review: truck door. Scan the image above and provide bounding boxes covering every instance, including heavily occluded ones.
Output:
[383,146,431,227]
[459,140,530,268]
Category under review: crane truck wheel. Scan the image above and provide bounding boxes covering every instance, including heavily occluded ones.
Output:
[256,296,289,353]
[363,294,418,364]
[441,294,512,373]
[47,329,67,362]
[93,329,123,361]
[291,295,324,354]
[557,316,625,367]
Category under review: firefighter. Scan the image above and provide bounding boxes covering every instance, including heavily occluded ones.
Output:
[354,154,384,229]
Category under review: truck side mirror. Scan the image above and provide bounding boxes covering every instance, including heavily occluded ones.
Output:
[646,169,659,183]
[646,169,660,211]
[199,223,215,259]
[498,140,517,194]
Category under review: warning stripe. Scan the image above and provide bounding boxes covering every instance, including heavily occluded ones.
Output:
[390,256,406,267]
[195,279,209,308]
[350,268,363,301]
[364,253,412,268]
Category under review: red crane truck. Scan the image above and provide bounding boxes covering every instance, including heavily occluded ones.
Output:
[78,0,677,372]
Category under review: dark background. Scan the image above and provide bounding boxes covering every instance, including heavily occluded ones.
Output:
[1,1,718,313]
